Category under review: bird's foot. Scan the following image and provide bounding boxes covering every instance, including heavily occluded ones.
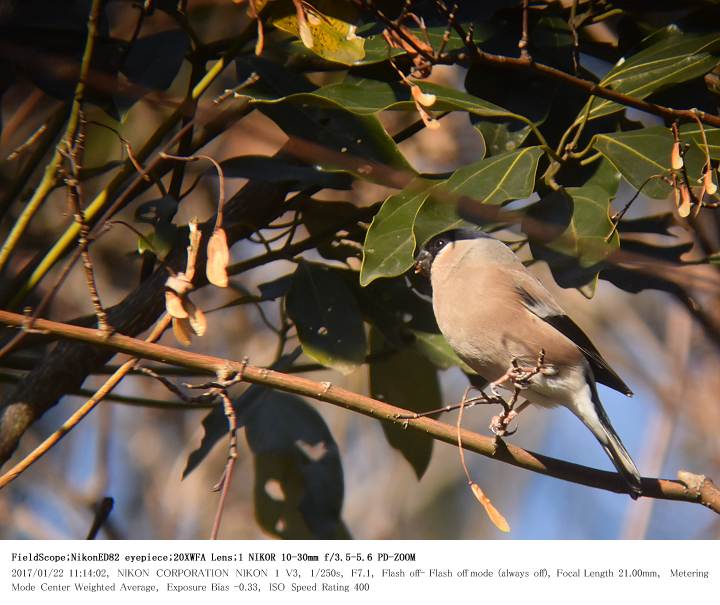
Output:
[489,410,518,436]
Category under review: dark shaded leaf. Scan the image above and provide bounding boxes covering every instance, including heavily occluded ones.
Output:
[526,185,619,293]
[617,213,678,235]
[182,349,301,479]
[369,328,441,479]
[620,238,693,262]
[246,392,344,539]
[235,58,413,176]
[220,156,352,190]
[286,261,367,374]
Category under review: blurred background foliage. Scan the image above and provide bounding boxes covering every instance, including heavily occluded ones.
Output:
[0,0,719,539]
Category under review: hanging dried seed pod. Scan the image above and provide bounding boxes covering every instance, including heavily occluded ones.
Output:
[411,84,437,108]
[678,183,692,217]
[172,317,193,346]
[206,228,230,288]
[671,141,683,170]
[704,167,718,195]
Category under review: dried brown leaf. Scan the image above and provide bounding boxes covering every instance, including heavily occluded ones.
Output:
[704,168,717,195]
[679,184,692,218]
[411,84,436,108]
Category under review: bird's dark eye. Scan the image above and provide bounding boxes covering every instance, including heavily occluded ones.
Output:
[434,238,446,252]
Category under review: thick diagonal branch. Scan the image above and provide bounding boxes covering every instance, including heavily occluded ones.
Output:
[1,310,718,515]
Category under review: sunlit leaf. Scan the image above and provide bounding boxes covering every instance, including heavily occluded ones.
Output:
[360,180,436,286]
[267,0,365,65]
[592,127,706,199]
[579,31,720,122]
[361,147,543,284]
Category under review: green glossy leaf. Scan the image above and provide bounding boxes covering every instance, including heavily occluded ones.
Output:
[679,124,720,160]
[236,58,413,175]
[369,329,441,479]
[526,185,619,293]
[359,180,437,286]
[592,127,707,199]
[414,146,544,247]
[286,261,367,374]
[443,146,544,201]
[246,392,345,539]
[580,31,720,121]
[361,147,544,284]
[307,77,514,118]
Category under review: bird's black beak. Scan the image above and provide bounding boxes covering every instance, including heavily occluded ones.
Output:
[414,249,432,278]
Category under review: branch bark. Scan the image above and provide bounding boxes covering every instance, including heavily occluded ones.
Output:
[1,309,718,515]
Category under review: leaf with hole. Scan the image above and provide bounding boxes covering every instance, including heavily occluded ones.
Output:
[286,261,367,374]
[246,391,345,539]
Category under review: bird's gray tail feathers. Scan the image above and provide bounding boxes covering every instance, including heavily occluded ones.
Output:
[581,385,643,499]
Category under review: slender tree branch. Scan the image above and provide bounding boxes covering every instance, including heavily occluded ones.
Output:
[0,313,172,489]
[0,0,103,272]
[1,309,718,514]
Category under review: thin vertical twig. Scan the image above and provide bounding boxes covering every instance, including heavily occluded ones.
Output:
[210,388,240,540]
[63,113,109,333]
[519,0,531,61]
[0,0,103,272]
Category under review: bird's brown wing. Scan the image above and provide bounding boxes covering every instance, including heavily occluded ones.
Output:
[513,275,633,397]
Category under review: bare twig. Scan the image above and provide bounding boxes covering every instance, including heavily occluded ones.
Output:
[210,388,240,539]
[519,0,531,61]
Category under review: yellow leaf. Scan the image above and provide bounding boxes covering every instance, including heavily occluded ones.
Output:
[470,482,510,533]
[268,0,365,65]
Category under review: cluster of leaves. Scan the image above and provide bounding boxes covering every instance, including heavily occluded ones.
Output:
[2,0,720,538]
[206,0,719,536]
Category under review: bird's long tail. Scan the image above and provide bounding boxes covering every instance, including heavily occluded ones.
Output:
[573,384,643,499]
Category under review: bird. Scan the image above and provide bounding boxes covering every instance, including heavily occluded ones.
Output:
[414,228,643,498]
